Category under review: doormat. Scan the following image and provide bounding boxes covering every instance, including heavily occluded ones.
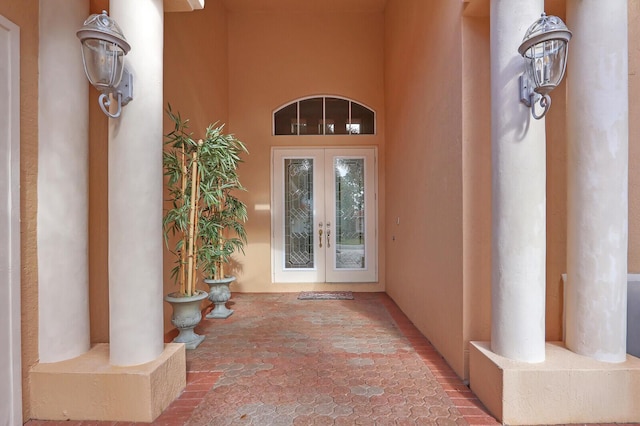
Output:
[298,291,354,300]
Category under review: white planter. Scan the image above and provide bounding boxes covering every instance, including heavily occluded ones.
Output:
[164,290,208,349]
[205,276,235,319]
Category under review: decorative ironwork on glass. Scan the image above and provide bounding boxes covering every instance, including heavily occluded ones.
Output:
[334,158,365,269]
[284,159,314,269]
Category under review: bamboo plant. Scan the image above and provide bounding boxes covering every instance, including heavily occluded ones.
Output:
[163,106,248,297]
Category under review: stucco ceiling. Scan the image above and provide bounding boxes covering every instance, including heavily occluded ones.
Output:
[222,0,387,13]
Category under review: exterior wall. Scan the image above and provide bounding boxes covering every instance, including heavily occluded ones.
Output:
[88,0,110,344]
[544,0,569,342]
[225,5,386,294]
[0,0,39,419]
[384,0,466,378]
[164,1,229,132]
[630,0,640,272]
[88,81,110,344]
[461,12,492,378]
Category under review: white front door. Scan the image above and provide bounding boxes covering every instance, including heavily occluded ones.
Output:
[272,147,377,283]
[0,14,22,426]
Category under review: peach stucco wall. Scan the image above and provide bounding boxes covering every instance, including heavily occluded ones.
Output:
[224,5,386,294]
[164,1,229,132]
[461,12,492,379]
[542,0,568,342]
[384,0,466,378]
[0,0,39,419]
[629,0,640,272]
[87,0,110,345]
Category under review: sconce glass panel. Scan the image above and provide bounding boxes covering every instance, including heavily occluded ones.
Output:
[81,38,126,90]
[523,39,568,95]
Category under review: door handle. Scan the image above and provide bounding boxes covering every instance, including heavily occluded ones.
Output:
[319,228,323,248]
[327,229,331,248]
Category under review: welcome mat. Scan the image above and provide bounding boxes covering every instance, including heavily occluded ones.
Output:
[298,291,354,300]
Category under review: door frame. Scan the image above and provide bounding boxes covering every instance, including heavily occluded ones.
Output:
[0,13,22,425]
[271,146,378,284]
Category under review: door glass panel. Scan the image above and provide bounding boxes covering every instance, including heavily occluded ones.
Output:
[334,158,365,269]
[284,158,314,269]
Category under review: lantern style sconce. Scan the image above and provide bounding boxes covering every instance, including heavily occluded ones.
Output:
[518,13,572,119]
[77,11,132,119]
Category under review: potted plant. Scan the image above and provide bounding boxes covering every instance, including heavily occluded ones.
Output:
[163,105,248,337]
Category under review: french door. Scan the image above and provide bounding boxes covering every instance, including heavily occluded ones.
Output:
[272,148,377,283]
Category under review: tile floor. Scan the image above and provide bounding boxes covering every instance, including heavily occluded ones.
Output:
[26,292,636,425]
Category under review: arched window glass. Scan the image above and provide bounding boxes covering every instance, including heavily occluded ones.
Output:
[274,96,375,136]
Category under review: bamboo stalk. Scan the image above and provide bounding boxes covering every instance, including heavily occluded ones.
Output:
[186,150,199,297]
[179,149,187,295]
[217,193,225,281]
[218,240,224,281]
[191,144,203,295]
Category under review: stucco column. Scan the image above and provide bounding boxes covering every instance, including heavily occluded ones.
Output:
[565,1,628,363]
[490,0,546,362]
[37,0,90,363]
[109,0,165,366]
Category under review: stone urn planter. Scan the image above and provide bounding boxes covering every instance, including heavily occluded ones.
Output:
[164,290,208,349]
[205,276,235,319]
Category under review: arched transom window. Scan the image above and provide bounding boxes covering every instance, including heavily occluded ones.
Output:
[273,96,375,136]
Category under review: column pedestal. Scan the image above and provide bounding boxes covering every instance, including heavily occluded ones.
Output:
[30,344,185,422]
[470,342,640,425]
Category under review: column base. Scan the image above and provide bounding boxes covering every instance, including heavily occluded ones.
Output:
[469,341,640,425]
[30,343,186,422]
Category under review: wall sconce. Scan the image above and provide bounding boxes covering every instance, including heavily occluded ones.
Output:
[77,11,132,119]
[518,13,572,119]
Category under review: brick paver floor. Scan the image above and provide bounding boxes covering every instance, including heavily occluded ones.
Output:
[31,292,635,425]
[180,292,497,425]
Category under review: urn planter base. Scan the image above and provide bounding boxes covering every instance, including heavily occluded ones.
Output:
[164,290,208,349]
[205,276,235,319]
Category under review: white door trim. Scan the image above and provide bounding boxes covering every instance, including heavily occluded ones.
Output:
[0,13,22,426]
